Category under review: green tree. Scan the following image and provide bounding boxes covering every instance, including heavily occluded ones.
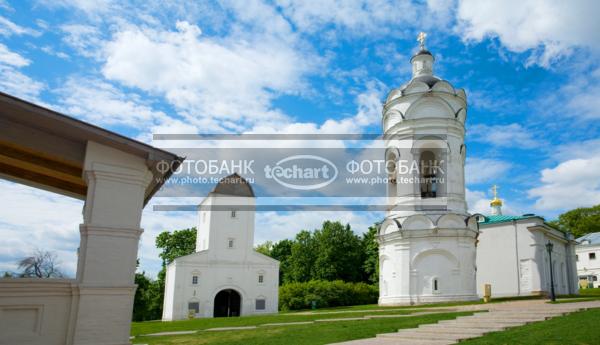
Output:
[361,224,379,284]
[155,227,197,266]
[312,221,363,282]
[255,241,274,256]
[271,239,293,283]
[551,204,600,238]
[287,230,317,282]
[149,227,197,319]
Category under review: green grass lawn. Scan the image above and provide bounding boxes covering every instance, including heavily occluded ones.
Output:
[133,311,474,345]
[460,307,600,345]
[131,308,423,336]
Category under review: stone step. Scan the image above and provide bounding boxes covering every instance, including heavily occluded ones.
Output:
[439,320,523,328]
[421,323,508,331]
[465,315,548,322]
[378,330,479,342]
[342,338,455,345]
[411,327,486,336]
[451,315,545,322]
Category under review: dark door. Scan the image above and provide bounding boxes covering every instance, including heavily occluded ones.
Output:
[213,289,241,317]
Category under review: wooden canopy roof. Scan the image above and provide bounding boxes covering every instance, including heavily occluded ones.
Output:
[0,92,184,205]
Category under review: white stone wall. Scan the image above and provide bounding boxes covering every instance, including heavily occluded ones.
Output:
[163,255,278,320]
[163,192,279,320]
[476,218,579,297]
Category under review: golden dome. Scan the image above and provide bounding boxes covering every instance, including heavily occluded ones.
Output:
[490,184,503,207]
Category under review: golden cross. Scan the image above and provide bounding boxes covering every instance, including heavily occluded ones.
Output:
[491,185,499,198]
[417,32,427,50]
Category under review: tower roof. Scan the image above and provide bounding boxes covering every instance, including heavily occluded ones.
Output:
[212,173,255,197]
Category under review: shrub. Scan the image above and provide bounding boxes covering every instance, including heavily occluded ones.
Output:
[279,280,378,311]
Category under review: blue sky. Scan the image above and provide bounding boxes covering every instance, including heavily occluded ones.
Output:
[1,0,600,277]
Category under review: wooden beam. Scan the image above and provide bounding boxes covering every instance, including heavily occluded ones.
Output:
[0,162,86,196]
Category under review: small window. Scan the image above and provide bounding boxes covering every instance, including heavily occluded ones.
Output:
[255,299,266,310]
[258,274,264,283]
[433,278,439,293]
[188,302,199,314]
[590,253,596,260]
[228,238,234,248]
[576,255,579,262]
[231,210,237,218]
[192,275,198,285]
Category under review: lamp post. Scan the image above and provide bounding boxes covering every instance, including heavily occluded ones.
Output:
[546,242,556,302]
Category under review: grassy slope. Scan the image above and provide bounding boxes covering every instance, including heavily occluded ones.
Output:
[131,309,419,336]
[134,311,473,345]
[461,308,600,345]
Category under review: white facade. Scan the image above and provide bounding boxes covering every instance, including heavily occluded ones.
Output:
[162,174,279,320]
[477,214,579,297]
[378,40,479,305]
[0,91,182,345]
[576,233,600,286]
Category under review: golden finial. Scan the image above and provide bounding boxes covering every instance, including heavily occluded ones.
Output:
[490,184,503,207]
[417,32,427,50]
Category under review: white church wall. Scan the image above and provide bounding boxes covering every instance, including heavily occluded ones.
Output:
[163,175,279,320]
[477,218,579,298]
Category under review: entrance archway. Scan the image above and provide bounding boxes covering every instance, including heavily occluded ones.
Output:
[213,289,241,317]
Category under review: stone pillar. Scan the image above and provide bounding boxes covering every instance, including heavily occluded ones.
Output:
[71,141,151,345]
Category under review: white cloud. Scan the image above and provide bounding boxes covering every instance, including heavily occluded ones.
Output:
[101,21,319,131]
[528,155,600,211]
[0,181,82,276]
[466,187,518,215]
[456,0,600,66]
[40,46,70,60]
[276,0,420,34]
[55,76,171,128]
[465,158,511,184]
[0,15,40,37]
[0,43,30,67]
[468,123,539,149]
[60,24,104,58]
[0,65,44,100]
[466,188,490,214]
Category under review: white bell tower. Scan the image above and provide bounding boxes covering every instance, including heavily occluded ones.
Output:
[378,33,479,305]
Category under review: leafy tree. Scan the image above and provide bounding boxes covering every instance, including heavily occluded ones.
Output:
[149,227,197,319]
[361,224,379,284]
[255,241,274,256]
[287,230,317,282]
[551,204,600,238]
[312,221,363,282]
[155,227,197,266]
[17,249,64,278]
[270,239,293,284]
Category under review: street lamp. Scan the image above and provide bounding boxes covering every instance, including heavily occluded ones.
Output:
[546,242,556,302]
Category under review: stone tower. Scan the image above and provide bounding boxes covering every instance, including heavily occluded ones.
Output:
[378,33,479,305]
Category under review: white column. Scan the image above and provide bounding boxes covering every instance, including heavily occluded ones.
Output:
[71,141,151,345]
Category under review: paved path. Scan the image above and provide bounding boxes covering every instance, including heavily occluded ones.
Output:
[331,300,600,345]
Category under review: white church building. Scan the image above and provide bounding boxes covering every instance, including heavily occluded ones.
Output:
[162,174,279,320]
[377,34,578,305]
[378,34,480,305]
[476,191,579,297]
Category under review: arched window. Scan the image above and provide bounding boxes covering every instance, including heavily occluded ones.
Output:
[420,150,437,198]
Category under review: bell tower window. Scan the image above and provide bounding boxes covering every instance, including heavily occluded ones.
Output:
[420,150,437,198]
